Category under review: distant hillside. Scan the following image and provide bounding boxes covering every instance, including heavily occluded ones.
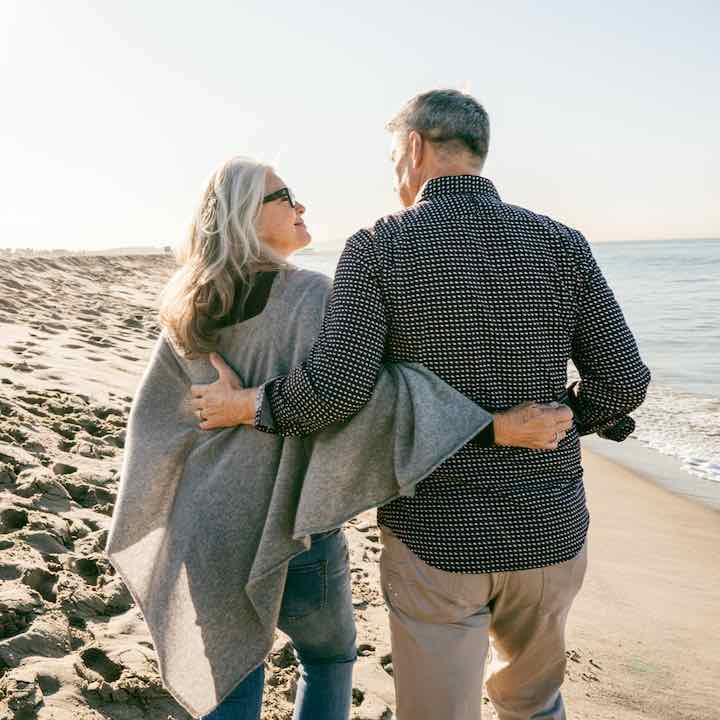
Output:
[0,246,171,258]
[84,246,170,256]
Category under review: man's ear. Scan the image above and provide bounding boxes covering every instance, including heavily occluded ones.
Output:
[408,130,424,169]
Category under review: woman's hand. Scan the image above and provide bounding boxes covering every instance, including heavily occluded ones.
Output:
[493,401,574,450]
[190,353,258,430]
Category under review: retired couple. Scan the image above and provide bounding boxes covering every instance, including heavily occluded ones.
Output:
[106,89,650,720]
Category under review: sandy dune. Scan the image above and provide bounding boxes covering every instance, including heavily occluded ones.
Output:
[0,254,173,403]
[0,255,717,720]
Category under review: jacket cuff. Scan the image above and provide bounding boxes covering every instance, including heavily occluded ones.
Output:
[254,378,283,435]
[473,420,495,447]
[566,381,637,442]
[596,415,636,442]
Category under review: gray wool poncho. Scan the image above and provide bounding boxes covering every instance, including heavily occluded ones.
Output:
[105,268,492,718]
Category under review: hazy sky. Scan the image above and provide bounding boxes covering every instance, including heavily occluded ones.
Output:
[1,1,718,250]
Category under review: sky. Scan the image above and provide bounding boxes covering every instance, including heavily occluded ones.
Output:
[1,0,718,251]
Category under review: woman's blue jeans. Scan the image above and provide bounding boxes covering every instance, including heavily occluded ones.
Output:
[203,528,357,720]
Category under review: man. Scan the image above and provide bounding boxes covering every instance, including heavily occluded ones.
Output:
[193,90,650,719]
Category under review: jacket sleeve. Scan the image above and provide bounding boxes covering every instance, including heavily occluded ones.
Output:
[255,230,388,436]
[567,236,651,440]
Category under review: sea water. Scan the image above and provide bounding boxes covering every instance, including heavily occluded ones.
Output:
[592,239,720,491]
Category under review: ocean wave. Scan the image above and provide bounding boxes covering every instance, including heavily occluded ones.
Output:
[629,383,720,485]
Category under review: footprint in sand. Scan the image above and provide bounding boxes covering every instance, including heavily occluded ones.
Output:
[19,530,69,556]
[0,506,29,533]
[21,567,59,603]
[10,361,34,373]
[0,562,22,581]
[12,362,50,372]
[70,557,102,586]
[19,392,49,407]
[87,336,114,348]
[80,648,124,682]
[37,322,67,334]
[29,324,58,336]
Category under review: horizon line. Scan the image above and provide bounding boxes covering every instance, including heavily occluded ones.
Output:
[1,236,718,255]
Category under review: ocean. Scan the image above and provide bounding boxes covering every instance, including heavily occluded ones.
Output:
[591,239,720,499]
[295,238,720,504]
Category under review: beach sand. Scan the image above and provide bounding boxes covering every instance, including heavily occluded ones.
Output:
[0,255,717,720]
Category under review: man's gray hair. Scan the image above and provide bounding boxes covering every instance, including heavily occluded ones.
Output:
[387,89,490,164]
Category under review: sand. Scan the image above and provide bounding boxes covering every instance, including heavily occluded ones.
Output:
[0,254,717,720]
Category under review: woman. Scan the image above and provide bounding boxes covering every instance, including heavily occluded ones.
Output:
[158,157,357,720]
[106,156,571,720]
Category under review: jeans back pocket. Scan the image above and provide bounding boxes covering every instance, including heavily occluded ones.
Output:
[279,559,327,622]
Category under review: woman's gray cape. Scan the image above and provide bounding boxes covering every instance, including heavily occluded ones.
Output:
[105,269,492,718]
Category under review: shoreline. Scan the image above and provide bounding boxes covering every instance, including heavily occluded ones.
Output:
[583,435,720,512]
[563,448,720,720]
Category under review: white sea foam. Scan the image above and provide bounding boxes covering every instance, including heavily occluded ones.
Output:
[630,384,720,484]
[568,361,720,489]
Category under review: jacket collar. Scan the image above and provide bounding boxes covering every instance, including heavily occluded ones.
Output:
[417,175,500,203]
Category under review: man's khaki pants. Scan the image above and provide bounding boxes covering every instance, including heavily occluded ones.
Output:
[379,527,588,720]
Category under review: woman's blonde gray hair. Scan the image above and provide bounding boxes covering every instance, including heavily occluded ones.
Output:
[159,156,286,357]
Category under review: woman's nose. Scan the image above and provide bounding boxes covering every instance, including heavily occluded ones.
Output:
[295,202,306,215]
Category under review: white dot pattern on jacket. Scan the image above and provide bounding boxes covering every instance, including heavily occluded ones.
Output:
[257,175,651,573]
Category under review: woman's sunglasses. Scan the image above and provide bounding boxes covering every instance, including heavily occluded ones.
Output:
[262,187,296,208]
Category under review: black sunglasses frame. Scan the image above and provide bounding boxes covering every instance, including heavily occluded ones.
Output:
[262,187,296,208]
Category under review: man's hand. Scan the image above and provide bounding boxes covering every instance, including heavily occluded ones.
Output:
[190,353,258,430]
[493,401,574,450]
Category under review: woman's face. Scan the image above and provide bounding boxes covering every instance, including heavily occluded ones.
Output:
[256,171,311,258]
